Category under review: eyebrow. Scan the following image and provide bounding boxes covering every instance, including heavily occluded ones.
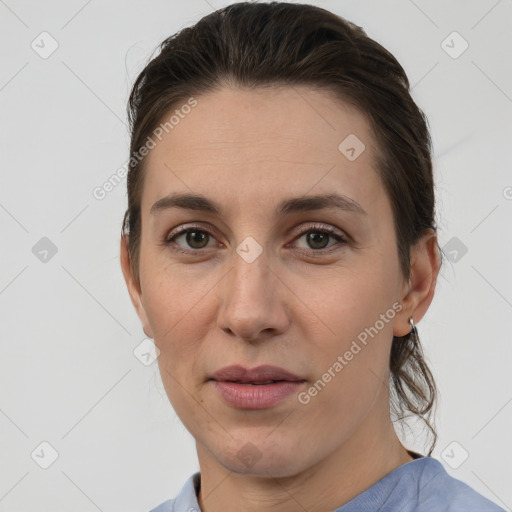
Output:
[150,192,368,217]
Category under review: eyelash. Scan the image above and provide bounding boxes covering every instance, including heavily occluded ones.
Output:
[163,223,348,256]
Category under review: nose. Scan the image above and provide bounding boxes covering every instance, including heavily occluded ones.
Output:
[216,247,290,343]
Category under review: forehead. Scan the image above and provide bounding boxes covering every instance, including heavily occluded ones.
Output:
[141,86,386,219]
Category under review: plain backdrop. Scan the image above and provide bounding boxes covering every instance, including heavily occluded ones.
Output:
[0,0,511,511]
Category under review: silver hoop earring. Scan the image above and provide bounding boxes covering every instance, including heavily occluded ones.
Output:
[409,316,417,336]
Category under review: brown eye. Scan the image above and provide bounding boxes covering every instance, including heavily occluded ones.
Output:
[166,227,217,251]
[183,230,210,249]
[304,232,331,250]
[293,225,348,252]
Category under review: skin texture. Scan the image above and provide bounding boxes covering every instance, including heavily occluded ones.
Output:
[121,86,440,512]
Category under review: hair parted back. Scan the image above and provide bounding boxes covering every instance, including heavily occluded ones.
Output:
[123,1,443,455]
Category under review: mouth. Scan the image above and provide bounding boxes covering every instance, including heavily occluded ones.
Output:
[207,365,306,409]
[221,380,285,385]
[209,364,305,383]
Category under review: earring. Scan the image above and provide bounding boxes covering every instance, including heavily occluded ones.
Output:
[409,316,417,336]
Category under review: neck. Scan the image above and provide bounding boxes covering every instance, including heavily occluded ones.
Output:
[196,405,414,512]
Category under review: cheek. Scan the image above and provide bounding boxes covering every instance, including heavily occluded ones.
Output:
[142,264,213,415]
[138,263,210,384]
[144,281,209,353]
[299,260,397,389]
[303,260,397,337]
[299,275,394,432]
[139,244,211,334]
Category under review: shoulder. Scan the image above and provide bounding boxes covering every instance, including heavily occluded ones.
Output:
[339,457,505,511]
[147,498,174,512]
[400,457,505,512]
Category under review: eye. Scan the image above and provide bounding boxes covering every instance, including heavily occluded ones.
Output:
[165,225,219,252]
[163,223,348,255]
[292,224,348,252]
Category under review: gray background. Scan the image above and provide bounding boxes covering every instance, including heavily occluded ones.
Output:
[1,0,511,511]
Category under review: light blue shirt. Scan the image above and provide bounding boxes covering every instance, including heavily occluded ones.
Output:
[149,456,505,511]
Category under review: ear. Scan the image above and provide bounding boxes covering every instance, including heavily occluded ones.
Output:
[120,235,154,339]
[393,228,441,337]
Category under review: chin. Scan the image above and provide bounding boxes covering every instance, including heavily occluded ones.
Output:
[218,436,308,478]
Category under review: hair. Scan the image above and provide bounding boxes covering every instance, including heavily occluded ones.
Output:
[122,1,443,455]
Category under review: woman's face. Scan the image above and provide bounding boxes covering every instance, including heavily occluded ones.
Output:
[123,86,421,477]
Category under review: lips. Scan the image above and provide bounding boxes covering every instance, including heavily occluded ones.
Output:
[209,364,305,384]
[209,365,307,409]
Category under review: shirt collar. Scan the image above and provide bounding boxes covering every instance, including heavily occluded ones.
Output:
[173,471,201,511]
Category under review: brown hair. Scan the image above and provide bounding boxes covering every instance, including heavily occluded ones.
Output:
[122,1,443,455]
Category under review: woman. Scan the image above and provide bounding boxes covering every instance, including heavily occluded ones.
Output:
[120,2,505,511]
